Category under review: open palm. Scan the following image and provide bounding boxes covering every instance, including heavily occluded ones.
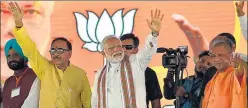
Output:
[235,1,245,16]
[147,9,164,33]
[8,2,24,27]
[172,14,209,57]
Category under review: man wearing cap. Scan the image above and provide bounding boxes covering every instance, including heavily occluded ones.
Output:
[2,39,40,108]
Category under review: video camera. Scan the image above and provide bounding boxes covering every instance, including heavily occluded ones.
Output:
[158,46,189,108]
[157,46,188,68]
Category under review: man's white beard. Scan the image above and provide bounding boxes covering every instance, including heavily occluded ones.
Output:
[105,51,124,63]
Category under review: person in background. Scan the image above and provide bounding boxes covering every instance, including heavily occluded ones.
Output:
[120,33,162,108]
[0,84,2,105]
[8,2,92,108]
[2,39,40,108]
[164,50,213,108]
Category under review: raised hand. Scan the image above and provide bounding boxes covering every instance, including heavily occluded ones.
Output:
[235,1,245,17]
[172,14,209,59]
[8,2,24,27]
[231,53,242,69]
[231,53,247,83]
[146,9,164,34]
[172,14,203,39]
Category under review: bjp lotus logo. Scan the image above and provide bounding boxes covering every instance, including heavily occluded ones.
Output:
[74,9,137,52]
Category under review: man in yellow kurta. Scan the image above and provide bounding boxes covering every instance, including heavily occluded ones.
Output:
[8,2,91,108]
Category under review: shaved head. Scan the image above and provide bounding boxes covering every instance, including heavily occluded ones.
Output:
[209,37,233,71]
[210,36,232,51]
[212,42,232,53]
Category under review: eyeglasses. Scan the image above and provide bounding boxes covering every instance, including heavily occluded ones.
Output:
[49,48,70,55]
[122,45,134,50]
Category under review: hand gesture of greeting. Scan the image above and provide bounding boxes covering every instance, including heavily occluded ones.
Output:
[231,53,247,79]
[231,53,242,68]
[8,2,24,27]
[147,9,164,34]
[235,1,245,17]
[172,14,208,58]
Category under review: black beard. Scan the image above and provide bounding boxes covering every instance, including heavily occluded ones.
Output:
[195,67,205,78]
[7,59,26,71]
[205,66,217,78]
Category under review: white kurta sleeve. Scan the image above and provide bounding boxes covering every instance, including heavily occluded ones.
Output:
[239,16,247,40]
[21,78,40,108]
[134,33,158,71]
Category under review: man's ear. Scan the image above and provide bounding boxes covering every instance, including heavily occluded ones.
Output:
[67,51,72,59]
[232,44,236,52]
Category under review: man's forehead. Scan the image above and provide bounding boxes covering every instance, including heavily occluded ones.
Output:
[122,39,133,44]
[8,48,17,54]
[210,46,229,54]
[210,47,220,53]
[106,37,121,44]
[215,36,226,40]
[106,42,121,47]
[200,56,211,60]
[51,40,68,48]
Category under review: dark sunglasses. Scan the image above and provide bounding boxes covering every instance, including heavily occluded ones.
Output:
[49,48,70,54]
[122,45,134,50]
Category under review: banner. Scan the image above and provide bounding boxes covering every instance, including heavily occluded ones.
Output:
[1,1,247,106]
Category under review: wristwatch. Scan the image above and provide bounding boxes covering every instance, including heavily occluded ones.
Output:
[183,92,189,99]
[152,32,159,37]
[16,26,23,29]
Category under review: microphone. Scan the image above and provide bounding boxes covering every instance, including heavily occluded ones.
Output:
[157,47,178,55]
[157,47,167,53]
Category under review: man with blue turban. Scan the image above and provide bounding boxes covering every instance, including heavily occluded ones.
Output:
[2,39,40,108]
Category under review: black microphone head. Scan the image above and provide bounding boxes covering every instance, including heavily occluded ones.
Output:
[157,47,167,53]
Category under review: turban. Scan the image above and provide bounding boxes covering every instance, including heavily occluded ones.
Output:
[4,39,28,61]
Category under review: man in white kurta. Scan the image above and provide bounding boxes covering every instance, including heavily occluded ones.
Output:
[239,15,247,40]
[92,9,164,108]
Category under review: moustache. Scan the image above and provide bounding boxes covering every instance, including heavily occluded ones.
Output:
[53,56,61,60]
[112,51,123,56]
[8,61,18,65]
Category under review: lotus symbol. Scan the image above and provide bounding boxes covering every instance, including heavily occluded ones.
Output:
[74,9,137,52]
